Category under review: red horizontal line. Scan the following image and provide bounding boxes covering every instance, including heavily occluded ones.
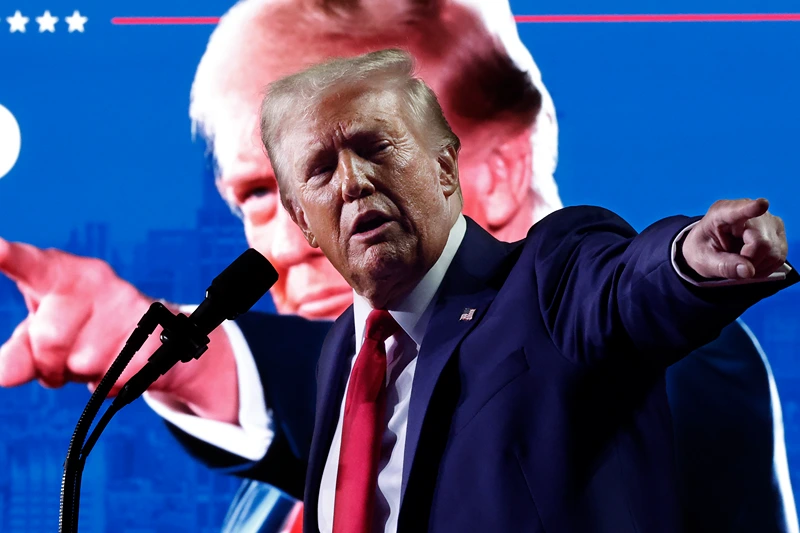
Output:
[514,13,800,23]
[112,17,221,25]
[110,13,800,25]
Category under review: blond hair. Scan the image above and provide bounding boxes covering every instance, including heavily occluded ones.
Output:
[259,48,460,183]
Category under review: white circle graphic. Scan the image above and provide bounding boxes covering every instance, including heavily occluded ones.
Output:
[0,104,22,179]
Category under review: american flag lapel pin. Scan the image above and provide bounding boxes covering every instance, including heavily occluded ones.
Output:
[459,308,476,321]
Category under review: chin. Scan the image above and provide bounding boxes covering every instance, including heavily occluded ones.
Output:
[360,244,413,277]
[348,252,418,307]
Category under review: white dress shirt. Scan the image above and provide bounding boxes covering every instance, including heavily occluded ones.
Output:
[144,308,275,461]
[316,215,467,533]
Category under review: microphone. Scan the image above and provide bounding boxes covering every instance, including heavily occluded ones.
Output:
[113,248,278,408]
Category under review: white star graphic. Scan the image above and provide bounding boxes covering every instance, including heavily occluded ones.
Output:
[35,10,58,33]
[65,10,87,33]
[6,10,29,33]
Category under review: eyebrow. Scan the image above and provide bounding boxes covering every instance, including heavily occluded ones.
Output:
[312,115,395,145]
[300,121,396,171]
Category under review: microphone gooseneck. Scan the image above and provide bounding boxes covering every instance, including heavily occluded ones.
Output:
[59,248,278,533]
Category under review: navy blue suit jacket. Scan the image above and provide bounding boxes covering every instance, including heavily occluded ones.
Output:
[168,208,798,532]
[301,207,797,532]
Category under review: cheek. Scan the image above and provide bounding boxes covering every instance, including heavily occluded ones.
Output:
[242,197,278,226]
[404,165,452,226]
[243,220,275,262]
[394,160,440,205]
[304,195,343,242]
[244,221,291,308]
[314,239,345,274]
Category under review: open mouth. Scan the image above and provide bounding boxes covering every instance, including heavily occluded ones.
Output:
[352,211,393,236]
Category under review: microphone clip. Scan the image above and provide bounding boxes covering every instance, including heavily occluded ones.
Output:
[152,311,210,367]
[112,304,211,410]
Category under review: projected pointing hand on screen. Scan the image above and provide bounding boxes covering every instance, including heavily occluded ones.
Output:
[0,239,242,424]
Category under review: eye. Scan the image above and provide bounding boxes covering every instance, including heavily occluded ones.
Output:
[311,165,335,179]
[353,140,392,163]
[243,185,274,200]
[370,141,392,157]
[236,181,277,204]
[229,175,279,222]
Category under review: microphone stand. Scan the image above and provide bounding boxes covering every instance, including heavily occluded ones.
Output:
[59,302,211,533]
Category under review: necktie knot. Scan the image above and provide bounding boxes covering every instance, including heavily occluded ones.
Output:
[364,309,400,343]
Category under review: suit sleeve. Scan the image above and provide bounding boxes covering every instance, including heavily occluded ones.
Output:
[164,311,332,500]
[529,205,799,368]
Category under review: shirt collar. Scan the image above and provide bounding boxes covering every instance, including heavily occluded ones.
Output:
[353,214,467,351]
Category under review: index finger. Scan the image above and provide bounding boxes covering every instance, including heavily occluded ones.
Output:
[715,198,770,226]
[0,238,56,297]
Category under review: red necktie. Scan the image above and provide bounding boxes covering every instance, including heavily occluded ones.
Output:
[333,309,400,533]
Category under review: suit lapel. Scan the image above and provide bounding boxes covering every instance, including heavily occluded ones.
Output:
[303,306,355,532]
[303,219,517,529]
[400,218,516,504]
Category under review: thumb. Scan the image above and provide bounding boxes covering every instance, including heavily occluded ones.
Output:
[0,318,38,387]
[707,251,756,279]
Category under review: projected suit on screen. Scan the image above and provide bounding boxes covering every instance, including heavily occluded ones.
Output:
[0,1,795,532]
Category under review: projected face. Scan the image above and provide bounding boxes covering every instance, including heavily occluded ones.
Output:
[218,149,353,319]
[206,0,556,320]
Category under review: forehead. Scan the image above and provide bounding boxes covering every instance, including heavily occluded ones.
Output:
[282,85,411,163]
[309,86,405,140]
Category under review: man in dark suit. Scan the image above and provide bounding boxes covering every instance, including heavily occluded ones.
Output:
[243,48,797,532]
[199,316,797,533]
[177,302,795,533]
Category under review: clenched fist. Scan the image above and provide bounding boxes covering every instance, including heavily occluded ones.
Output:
[0,239,239,423]
[682,198,788,281]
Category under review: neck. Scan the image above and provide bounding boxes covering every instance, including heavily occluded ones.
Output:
[356,262,428,310]
[356,209,461,309]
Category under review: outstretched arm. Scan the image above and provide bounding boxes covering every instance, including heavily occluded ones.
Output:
[532,198,795,367]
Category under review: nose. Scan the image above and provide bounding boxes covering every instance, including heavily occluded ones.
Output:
[339,150,375,202]
[269,207,321,268]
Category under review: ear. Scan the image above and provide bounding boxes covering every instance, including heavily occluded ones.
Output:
[478,127,533,229]
[285,198,319,248]
[437,144,460,199]
[303,226,319,248]
[298,217,319,248]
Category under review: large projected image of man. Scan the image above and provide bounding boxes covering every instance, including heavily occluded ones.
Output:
[0,1,795,532]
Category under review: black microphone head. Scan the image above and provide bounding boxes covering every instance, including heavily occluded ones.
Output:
[206,248,278,320]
